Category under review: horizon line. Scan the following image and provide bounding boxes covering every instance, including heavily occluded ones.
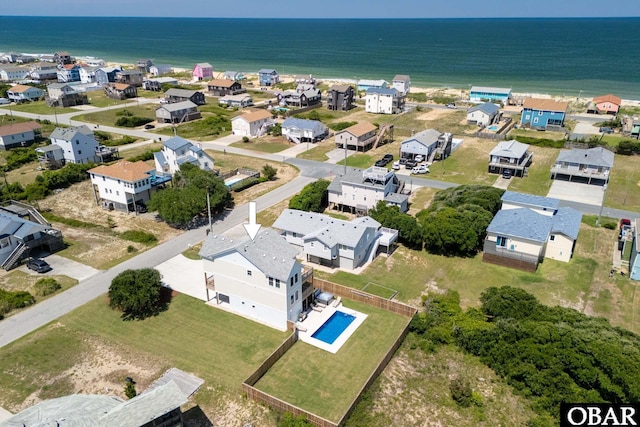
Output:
[2,15,639,19]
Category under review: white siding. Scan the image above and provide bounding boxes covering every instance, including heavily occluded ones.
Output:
[545,234,574,263]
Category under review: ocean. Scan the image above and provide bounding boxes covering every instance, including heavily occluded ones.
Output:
[1,16,639,99]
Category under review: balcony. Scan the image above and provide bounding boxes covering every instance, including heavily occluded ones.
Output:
[301,267,314,284]
[550,164,610,180]
[379,227,398,247]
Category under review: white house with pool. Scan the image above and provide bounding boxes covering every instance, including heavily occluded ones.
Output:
[199,228,315,331]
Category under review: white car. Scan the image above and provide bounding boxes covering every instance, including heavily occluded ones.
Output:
[392,160,400,170]
[414,155,424,162]
[412,164,429,174]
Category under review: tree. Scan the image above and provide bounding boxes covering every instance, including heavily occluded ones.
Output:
[368,201,423,248]
[288,180,330,212]
[262,164,277,180]
[124,378,137,399]
[108,268,165,320]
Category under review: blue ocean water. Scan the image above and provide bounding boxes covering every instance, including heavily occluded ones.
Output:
[1,17,639,99]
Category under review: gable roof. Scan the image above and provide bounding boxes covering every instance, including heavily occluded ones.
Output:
[523,98,568,113]
[207,79,237,88]
[551,207,582,240]
[358,79,388,87]
[338,122,377,138]
[89,160,153,182]
[489,139,529,159]
[199,228,299,281]
[401,129,441,148]
[393,75,410,82]
[273,209,380,249]
[328,167,396,193]
[593,94,621,105]
[501,191,560,211]
[470,86,512,94]
[0,210,48,240]
[282,117,326,132]
[468,102,500,115]
[50,125,93,141]
[111,83,134,91]
[366,87,399,96]
[487,208,553,243]
[556,146,614,168]
[329,84,353,92]
[165,88,199,98]
[232,109,272,123]
[258,68,277,74]
[8,84,39,93]
[163,136,193,151]
[157,100,198,112]
[0,121,41,137]
[194,62,212,68]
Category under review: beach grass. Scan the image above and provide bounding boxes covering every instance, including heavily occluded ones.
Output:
[4,102,78,115]
[254,299,408,422]
[85,91,131,108]
[430,138,497,186]
[73,104,156,127]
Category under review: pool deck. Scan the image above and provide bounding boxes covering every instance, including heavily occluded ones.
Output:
[297,302,367,354]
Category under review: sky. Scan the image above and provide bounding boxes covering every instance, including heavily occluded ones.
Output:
[2,0,640,18]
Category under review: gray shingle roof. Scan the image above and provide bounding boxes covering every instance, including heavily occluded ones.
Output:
[164,136,192,151]
[327,167,393,193]
[384,193,409,204]
[272,209,380,249]
[489,140,529,159]
[165,88,199,98]
[50,125,93,141]
[487,208,553,243]
[556,147,614,168]
[199,228,299,281]
[258,69,277,74]
[157,100,197,113]
[401,129,441,149]
[282,118,326,132]
[393,75,410,82]
[551,207,582,240]
[501,191,560,211]
[366,87,399,96]
[468,102,500,115]
[154,151,167,167]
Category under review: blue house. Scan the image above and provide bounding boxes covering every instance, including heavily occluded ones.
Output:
[520,98,568,130]
[357,79,388,91]
[95,66,122,86]
[469,86,512,103]
[56,65,81,83]
[258,69,280,86]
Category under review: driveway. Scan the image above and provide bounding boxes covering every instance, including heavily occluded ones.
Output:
[19,254,100,282]
[547,181,605,206]
[571,121,602,140]
[155,254,208,302]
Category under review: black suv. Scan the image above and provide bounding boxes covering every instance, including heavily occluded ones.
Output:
[375,154,394,167]
[27,258,52,273]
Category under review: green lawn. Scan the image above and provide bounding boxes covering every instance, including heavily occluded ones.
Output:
[605,153,640,212]
[4,102,78,115]
[254,300,409,422]
[0,294,288,409]
[337,153,375,169]
[85,91,131,108]
[431,140,497,186]
[296,141,336,161]
[73,104,157,127]
[506,145,558,196]
[230,139,291,153]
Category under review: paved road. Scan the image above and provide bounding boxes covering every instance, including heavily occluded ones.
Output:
[0,175,314,348]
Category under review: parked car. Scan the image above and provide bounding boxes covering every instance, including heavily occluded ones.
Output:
[405,160,417,169]
[412,164,429,174]
[374,159,388,167]
[144,124,155,129]
[599,127,614,134]
[375,155,393,167]
[392,160,401,170]
[382,154,394,162]
[502,169,512,179]
[620,218,632,230]
[446,103,456,109]
[414,155,424,162]
[26,258,52,273]
[399,157,408,165]
[0,98,10,105]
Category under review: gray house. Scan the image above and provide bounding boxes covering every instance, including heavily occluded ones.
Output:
[550,146,614,185]
[164,88,206,105]
[467,102,500,126]
[399,129,442,162]
[327,84,355,111]
[0,121,41,150]
[488,139,532,177]
[156,101,201,124]
[273,209,398,270]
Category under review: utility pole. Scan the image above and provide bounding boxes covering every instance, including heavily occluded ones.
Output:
[206,190,212,233]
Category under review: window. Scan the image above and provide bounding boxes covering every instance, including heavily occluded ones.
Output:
[78,150,81,155]
[275,279,280,288]
[550,235,555,241]
[496,236,507,247]
[290,295,294,304]
[247,270,252,276]
[269,277,274,287]
[290,277,294,287]
[538,111,543,116]
[295,291,299,301]
[310,242,314,248]
[294,273,298,283]
[116,191,119,195]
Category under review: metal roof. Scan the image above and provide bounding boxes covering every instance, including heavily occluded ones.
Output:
[258,69,277,74]
[501,191,560,210]
[393,75,410,82]
[327,167,395,194]
[489,139,529,159]
[199,228,299,282]
[282,118,326,132]
[487,208,553,243]
[555,147,614,168]
[551,207,582,240]
[366,87,399,96]
[468,102,500,115]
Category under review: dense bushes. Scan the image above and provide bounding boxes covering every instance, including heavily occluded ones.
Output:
[127,148,161,162]
[0,289,35,316]
[288,180,330,212]
[33,278,61,296]
[368,201,423,249]
[262,164,277,180]
[115,116,153,127]
[410,287,640,424]
[328,121,357,131]
[119,230,157,245]
[616,139,640,155]
[4,148,37,171]
[512,135,565,148]
[231,177,265,192]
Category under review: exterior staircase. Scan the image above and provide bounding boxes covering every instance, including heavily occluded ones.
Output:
[2,242,29,270]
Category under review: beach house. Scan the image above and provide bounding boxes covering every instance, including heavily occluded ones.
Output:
[550,146,614,185]
[469,86,512,103]
[164,88,206,105]
[488,139,533,177]
[277,84,322,108]
[328,166,408,214]
[467,102,500,126]
[56,64,81,83]
[207,79,244,97]
[392,75,411,95]
[231,109,273,137]
[629,220,640,281]
[0,203,63,271]
[192,62,213,81]
[357,79,388,91]
[483,191,582,271]
[258,69,280,86]
[218,94,253,108]
[49,125,100,164]
[115,69,144,87]
[0,121,41,150]
[327,84,355,111]
[104,83,138,100]
[223,71,245,81]
[149,64,173,76]
[273,209,398,271]
[335,122,378,152]
[53,51,73,65]
[365,88,405,114]
[28,63,58,82]
[136,58,154,72]
[0,66,29,81]
[153,136,214,175]
[520,98,568,130]
[399,129,442,162]
[7,85,44,103]
[46,83,88,107]
[155,101,202,124]
[281,118,328,143]
[89,160,170,212]
[587,94,622,115]
[78,65,98,84]
[199,228,313,331]
[95,66,122,86]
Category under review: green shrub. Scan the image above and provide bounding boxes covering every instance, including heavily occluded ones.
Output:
[450,376,473,407]
[127,148,161,162]
[289,179,330,212]
[115,116,153,127]
[5,148,37,171]
[0,289,35,313]
[328,121,357,131]
[262,164,277,180]
[242,136,250,142]
[231,177,260,192]
[119,230,158,245]
[127,245,138,253]
[512,135,565,148]
[33,278,61,297]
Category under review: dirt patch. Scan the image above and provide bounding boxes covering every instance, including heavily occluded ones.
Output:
[417,109,456,121]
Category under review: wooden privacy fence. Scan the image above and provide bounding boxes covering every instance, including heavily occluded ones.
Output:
[242,278,418,426]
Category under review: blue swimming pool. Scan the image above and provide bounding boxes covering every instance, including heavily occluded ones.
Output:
[225,177,243,187]
[311,311,356,344]
[487,125,499,131]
